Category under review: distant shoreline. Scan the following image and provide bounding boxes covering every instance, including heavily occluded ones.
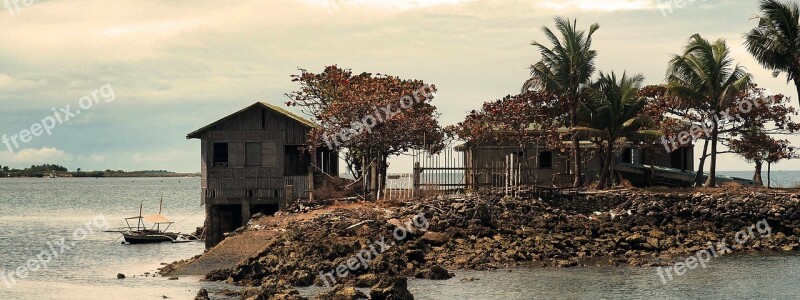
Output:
[0,173,200,178]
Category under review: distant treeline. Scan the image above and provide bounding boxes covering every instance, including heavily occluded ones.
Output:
[0,164,199,178]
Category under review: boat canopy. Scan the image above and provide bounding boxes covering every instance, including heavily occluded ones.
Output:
[125,214,174,224]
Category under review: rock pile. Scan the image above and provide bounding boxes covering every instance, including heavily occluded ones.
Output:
[200,189,800,298]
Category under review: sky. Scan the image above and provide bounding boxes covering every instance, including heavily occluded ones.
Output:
[0,0,799,173]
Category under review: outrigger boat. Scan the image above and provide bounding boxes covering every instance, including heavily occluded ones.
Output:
[122,212,181,244]
[109,199,195,244]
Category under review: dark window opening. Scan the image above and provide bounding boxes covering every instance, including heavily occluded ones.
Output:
[284,145,311,176]
[539,151,553,169]
[252,204,280,217]
[213,143,229,166]
[316,148,338,175]
[216,204,243,236]
[245,142,261,166]
[622,148,633,164]
[670,148,686,171]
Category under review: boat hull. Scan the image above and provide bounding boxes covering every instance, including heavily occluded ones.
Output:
[122,232,180,244]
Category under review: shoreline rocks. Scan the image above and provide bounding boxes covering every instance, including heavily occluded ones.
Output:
[179,189,800,299]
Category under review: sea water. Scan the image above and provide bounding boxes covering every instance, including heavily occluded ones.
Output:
[2,176,800,299]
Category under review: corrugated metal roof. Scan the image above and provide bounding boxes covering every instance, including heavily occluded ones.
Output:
[259,101,318,128]
[186,102,318,139]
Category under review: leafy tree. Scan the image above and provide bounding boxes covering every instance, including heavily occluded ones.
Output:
[734,130,799,188]
[575,72,661,190]
[745,0,800,106]
[729,129,778,186]
[523,17,600,187]
[287,66,445,191]
[447,91,562,190]
[764,139,798,188]
[666,34,751,187]
[446,91,558,149]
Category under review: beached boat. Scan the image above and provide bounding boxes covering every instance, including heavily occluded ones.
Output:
[112,200,195,244]
[122,213,181,244]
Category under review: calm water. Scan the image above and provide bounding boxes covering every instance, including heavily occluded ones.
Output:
[408,253,800,299]
[718,170,799,188]
[0,177,227,300]
[2,177,799,299]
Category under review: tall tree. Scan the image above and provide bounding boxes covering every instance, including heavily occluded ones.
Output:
[745,0,800,106]
[729,128,777,186]
[287,66,445,190]
[523,17,600,188]
[575,72,660,190]
[447,91,560,190]
[666,34,752,187]
[446,91,558,150]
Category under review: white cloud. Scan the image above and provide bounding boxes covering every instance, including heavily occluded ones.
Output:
[0,0,796,173]
[301,0,476,11]
[0,73,47,92]
[537,0,655,12]
[101,19,207,38]
[0,147,69,164]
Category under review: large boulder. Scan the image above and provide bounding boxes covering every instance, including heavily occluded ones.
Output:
[414,265,453,280]
[354,274,379,288]
[370,277,414,300]
[245,277,308,300]
[315,285,368,300]
[194,289,210,300]
[422,232,450,246]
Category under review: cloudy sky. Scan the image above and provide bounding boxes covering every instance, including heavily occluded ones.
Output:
[0,0,798,173]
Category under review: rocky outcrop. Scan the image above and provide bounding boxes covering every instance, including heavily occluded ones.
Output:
[414,265,453,280]
[194,189,800,297]
[315,285,368,300]
[245,277,308,300]
[369,277,413,300]
[194,289,210,300]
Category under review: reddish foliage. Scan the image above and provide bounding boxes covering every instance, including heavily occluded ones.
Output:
[446,91,561,148]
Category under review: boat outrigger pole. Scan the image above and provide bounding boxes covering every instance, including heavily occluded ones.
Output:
[158,197,163,232]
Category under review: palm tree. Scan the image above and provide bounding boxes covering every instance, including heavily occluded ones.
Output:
[523,17,600,187]
[667,34,751,187]
[745,0,800,107]
[576,72,659,190]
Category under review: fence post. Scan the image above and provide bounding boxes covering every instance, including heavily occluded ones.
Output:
[285,181,294,209]
[413,162,421,199]
[370,162,378,201]
[307,166,315,202]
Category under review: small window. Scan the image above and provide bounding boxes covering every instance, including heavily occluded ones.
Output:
[539,151,553,169]
[622,148,633,164]
[245,142,261,166]
[284,145,311,176]
[213,143,229,166]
